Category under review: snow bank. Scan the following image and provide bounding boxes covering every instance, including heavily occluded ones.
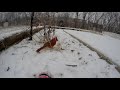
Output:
[0,26,29,40]
[103,31,120,40]
[65,30,120,66]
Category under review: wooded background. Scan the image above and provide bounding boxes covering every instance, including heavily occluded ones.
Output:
[0,12,120,34]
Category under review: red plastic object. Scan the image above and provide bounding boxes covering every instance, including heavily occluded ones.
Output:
[38,73,51,78]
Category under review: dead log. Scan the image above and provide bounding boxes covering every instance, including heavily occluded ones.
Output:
[0,27,44,52]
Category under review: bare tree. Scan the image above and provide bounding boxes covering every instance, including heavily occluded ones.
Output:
[62,12,70,27]
[29,12,34,40]
[86,12,95,29]
[93,12,105,32]
[81,12,88,29]
[74,12,79,28]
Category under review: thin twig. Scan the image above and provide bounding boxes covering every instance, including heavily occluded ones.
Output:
[22,51,28,60]
[66,64,77,67]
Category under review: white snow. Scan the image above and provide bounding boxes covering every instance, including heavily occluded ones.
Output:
[103,31,120,40]
[65,30,120,66]
[0,29,120,78]
[0,26,29,40]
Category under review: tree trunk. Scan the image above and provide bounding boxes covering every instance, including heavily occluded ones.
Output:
[29,12,34,40]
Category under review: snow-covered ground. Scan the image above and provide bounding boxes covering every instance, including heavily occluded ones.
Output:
[0,26,29,40]
[0,29,120,78]
[103,31,120,40]
[65,30,120,66]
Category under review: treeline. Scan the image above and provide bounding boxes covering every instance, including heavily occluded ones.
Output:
[0,12,120,34]
[0,12,31,26]
[54,12,120,34]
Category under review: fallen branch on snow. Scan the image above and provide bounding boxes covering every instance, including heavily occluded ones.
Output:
[66,64,77,67]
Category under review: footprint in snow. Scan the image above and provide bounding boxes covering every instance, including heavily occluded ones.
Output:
[77,52,80,55]
[55,73,63,78]
[72,41,75,43]
[12,53,15,55]
[78,57,82,60]
[89,54,92,56]
[6,67,10,71]
[71,50,75,52]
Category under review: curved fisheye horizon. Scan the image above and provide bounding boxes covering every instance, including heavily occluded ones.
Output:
[0,12,120,78]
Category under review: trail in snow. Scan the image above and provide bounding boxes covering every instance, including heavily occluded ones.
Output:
[65,30,120,66]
